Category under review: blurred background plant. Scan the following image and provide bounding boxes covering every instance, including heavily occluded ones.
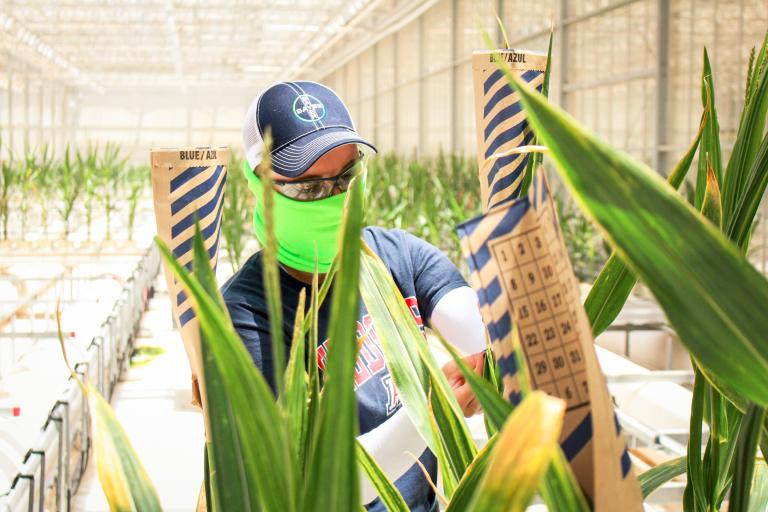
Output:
[0,138,15,240]
[219,151,253,272]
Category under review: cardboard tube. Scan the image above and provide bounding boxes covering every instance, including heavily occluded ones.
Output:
[472,49,547,212]
[457,168,643,510]
[150,147,229,440]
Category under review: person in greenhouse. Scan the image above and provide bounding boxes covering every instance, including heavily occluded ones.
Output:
[221,81,488,512]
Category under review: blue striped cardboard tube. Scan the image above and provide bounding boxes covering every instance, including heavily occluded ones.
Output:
[150,147,229,421]
[472,49,546,212]
[457,169,643,510]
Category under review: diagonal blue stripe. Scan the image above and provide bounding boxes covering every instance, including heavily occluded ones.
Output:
[561,412,593,461]
[486,129,534,188]
[483,69,503,94]
[477,277,502,308]
[175,231,223,308]
[507,389,522,406]
[170,165,208,192]
[172,190,225,259]
[496,351,517,379]
[484,101,524,141]
[171,170,227,238]
[170,165,223,215]
[620,446,631,478]
[484,83,513,118]
[482,71,543,141]
[487,311,512,347]
[485,119,528,160]
[179,307,195,327]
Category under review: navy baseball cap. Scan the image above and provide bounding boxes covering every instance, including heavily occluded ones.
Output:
[242,81,377,178]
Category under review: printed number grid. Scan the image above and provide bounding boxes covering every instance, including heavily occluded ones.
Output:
[490,200,589,412]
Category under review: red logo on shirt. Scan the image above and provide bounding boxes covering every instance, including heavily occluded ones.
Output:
[316,296,424,393]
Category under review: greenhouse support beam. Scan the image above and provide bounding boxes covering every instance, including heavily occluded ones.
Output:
[655,0,671,174]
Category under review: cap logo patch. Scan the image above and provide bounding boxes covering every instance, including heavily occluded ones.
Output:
[292,94,326,122]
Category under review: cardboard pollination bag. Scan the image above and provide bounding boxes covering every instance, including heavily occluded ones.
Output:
[463,49,644,510]
[472,49,547,212]
[150,147,229,422]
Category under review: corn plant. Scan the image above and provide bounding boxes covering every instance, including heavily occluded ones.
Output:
[34,144,56,238]
[16,147,40,239]
[56,145,85,239]
[97,142,128,241]
[0,138,15,240]
[123,165,148,241]
[365,150,481,266]
[489,28,768,511]
[79,145,99,241]
[220,151,252,272]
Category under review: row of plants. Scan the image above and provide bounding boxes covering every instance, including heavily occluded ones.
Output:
[0,139,148,241]
[57,28,768,512]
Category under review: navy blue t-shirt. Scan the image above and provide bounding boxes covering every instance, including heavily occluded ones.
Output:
[221,226,466,511]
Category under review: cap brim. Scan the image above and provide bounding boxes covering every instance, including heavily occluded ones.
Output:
[271,127,377,178]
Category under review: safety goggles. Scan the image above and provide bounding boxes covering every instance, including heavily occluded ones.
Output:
[271,152,363,201]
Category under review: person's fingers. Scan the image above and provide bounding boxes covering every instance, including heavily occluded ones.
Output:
[465,395,480,417]
[453,381,474,406]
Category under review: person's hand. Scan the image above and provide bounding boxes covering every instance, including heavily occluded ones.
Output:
[441,352,485,417]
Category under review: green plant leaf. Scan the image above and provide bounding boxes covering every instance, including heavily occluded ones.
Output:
[57,304,162,512]
[585,91,707,336]
[728,404,766,512]
[495,53,768,408]
[428,384,476,482]
[283,288,308,465]
[256,132,286,397]
[434,332,589,511]
[723,31,768,224]
[301,172,364,511]
[520,29,554,197]
[468,391,564,512]
[695,48,723,210]
[444,434,498,511]
[359,244,478,488]
[156,233,297,511]
[638,456,687,498]
[356,442,410,512]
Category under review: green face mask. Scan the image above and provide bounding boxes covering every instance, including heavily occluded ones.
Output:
[244,160,352,273]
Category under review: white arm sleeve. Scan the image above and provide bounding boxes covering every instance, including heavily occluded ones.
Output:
[358,407,427,505]
[430,286,487,355]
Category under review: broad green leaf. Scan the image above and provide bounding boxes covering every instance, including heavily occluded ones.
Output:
[156,235,297,511]
[638,456,686,498]
[725,132,768,251]
[428,384,476,482]
[302,171,364,511]
[520,29,554,196]
[695,49,723,210]
[495,54,768,408]
[57,305,161,512]
[435,332,589,512]
[468,391,564,512]
[445,435,499,511]
[283,289,308,465]
[356,442,409,512]
[585,88,707,337]
[359,245,478,486]
[728,404,766,512]
[256,132,286,397]
[191,224,252,512]
[723,31,768,224]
